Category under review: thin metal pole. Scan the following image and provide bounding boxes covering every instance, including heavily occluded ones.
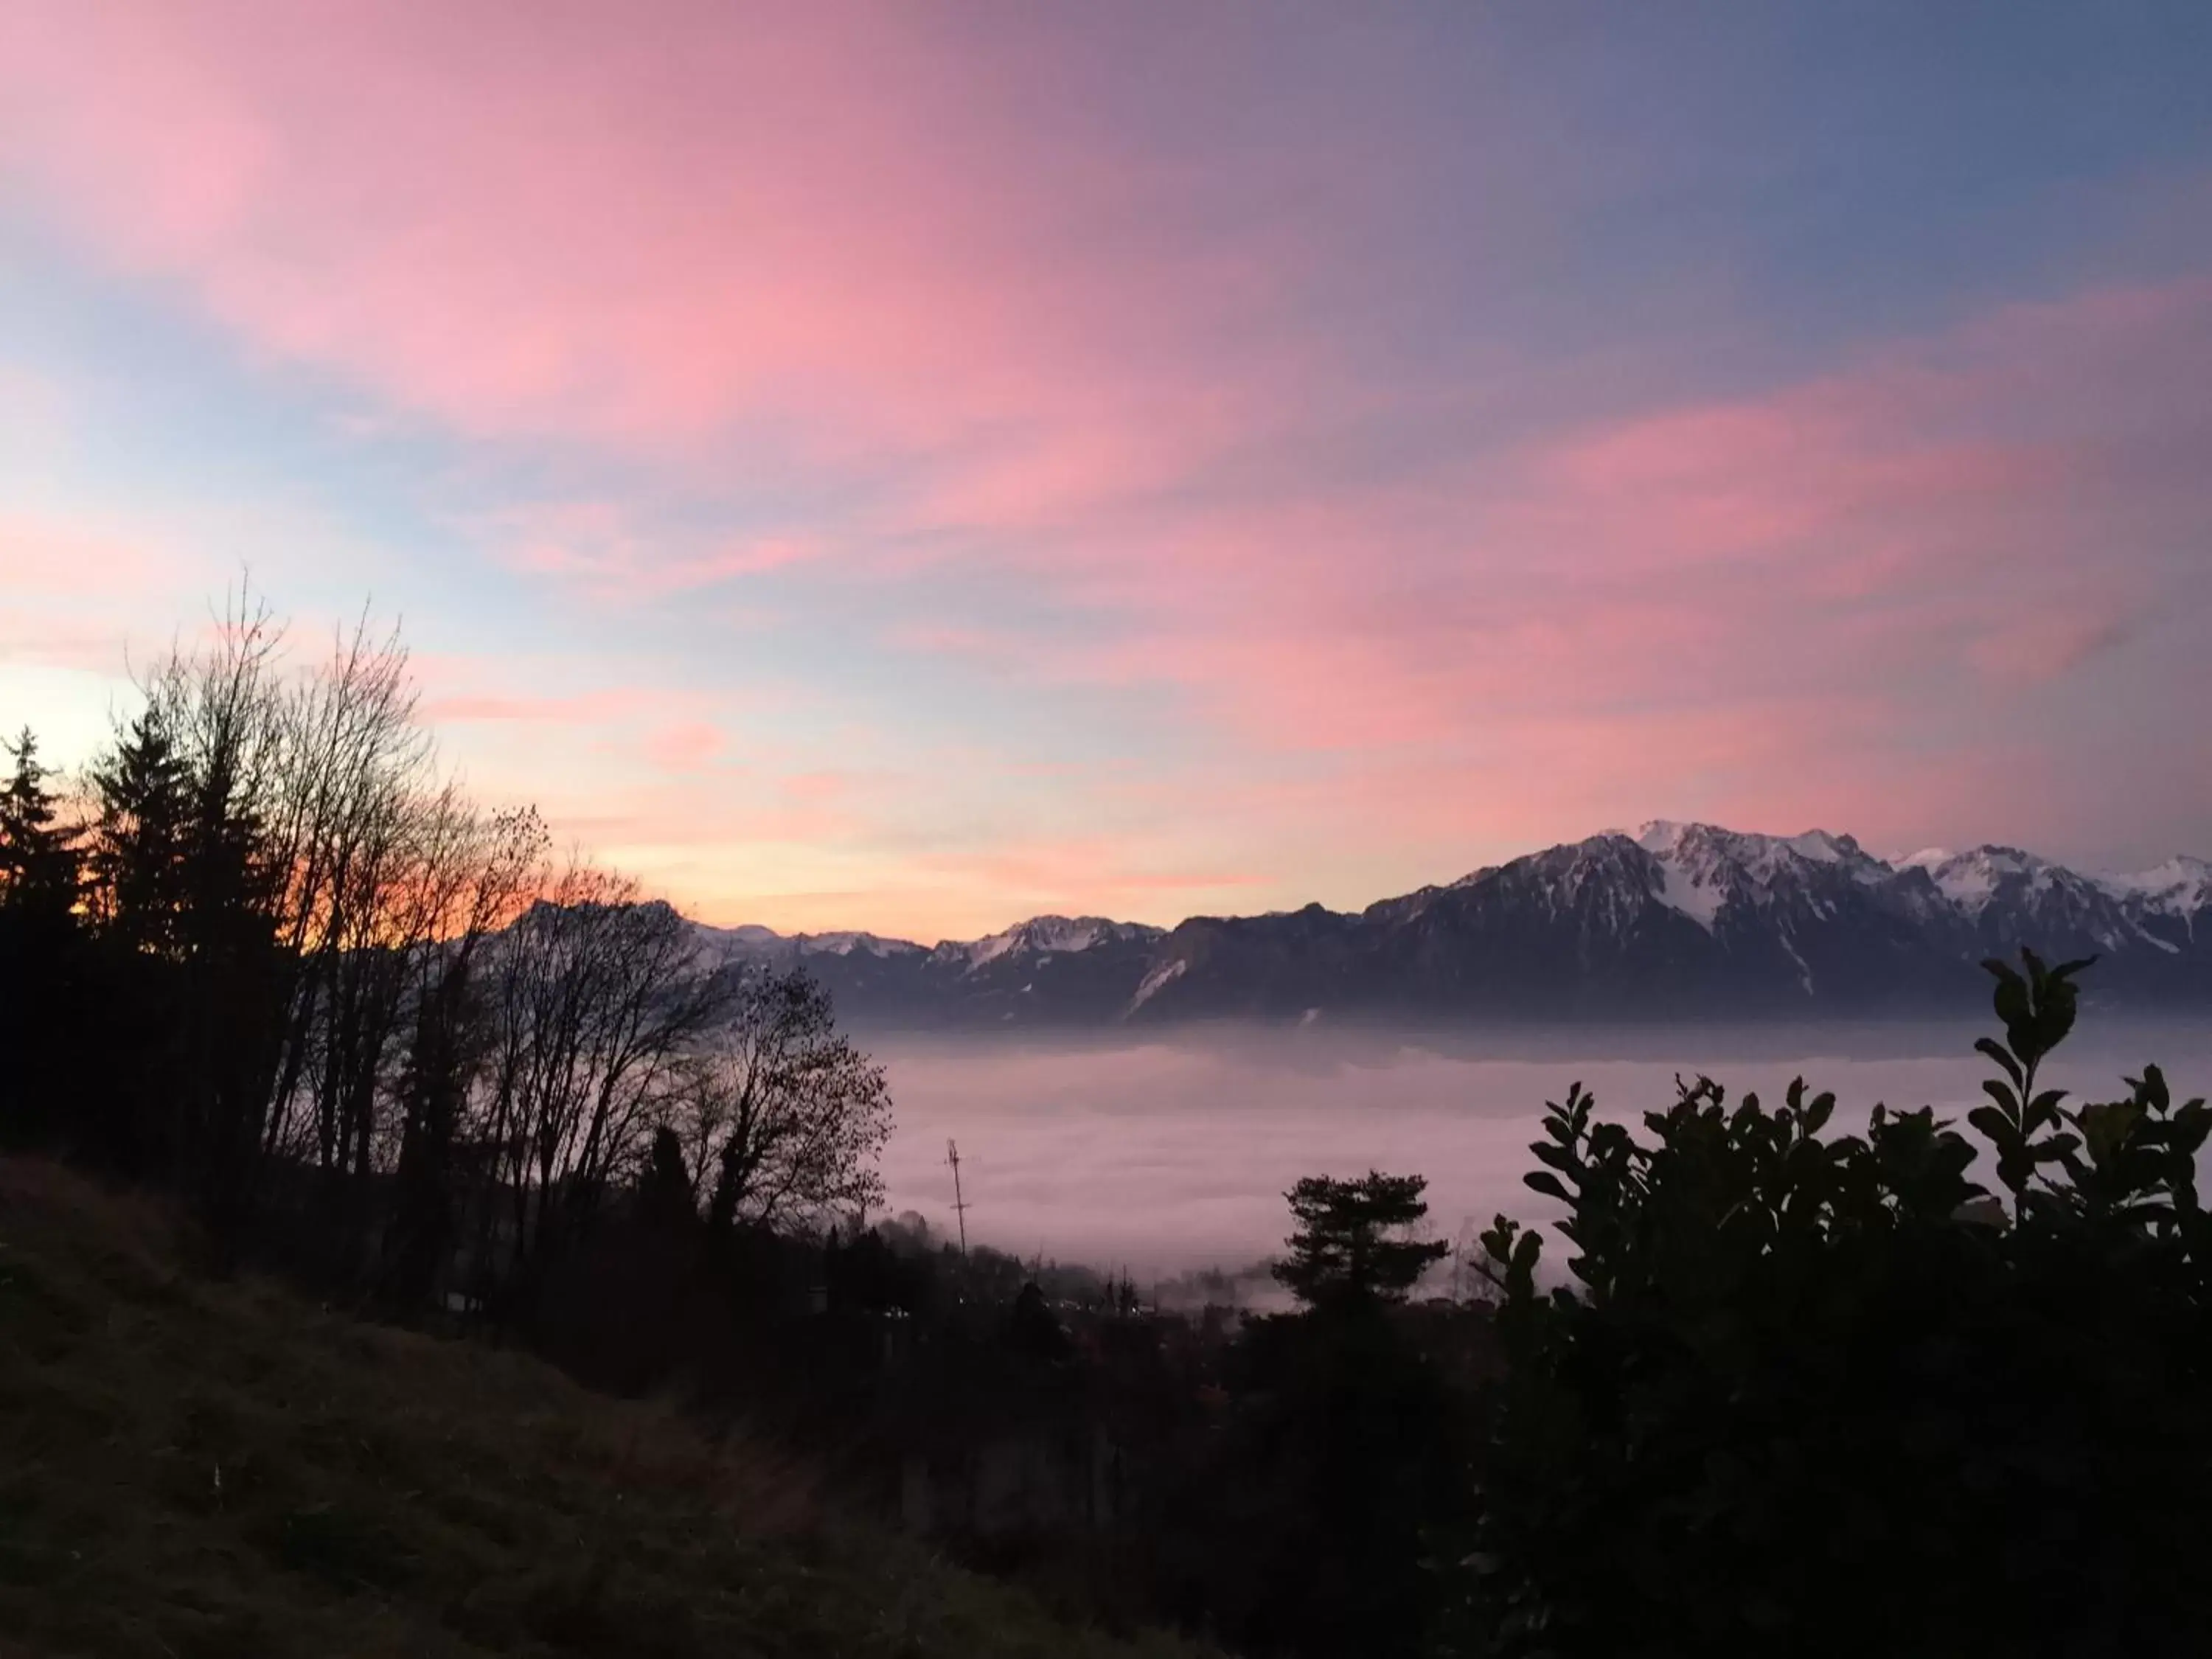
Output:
[946,1138,970,1256]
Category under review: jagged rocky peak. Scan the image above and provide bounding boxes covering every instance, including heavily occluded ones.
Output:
[1464,832,1664,931]
[948,914,1166,971]
[1899,844,2096,915]
[1631,818,1876,873]
[1570,820,1889,932]
[1902,843,2157,954]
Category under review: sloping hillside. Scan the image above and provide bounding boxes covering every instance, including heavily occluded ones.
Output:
[0,1158,1205,1659]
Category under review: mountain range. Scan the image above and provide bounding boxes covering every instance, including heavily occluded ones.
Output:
[700,822,2212,1029]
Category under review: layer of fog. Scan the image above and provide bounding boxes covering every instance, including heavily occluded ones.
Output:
[870,1020,2212,1284]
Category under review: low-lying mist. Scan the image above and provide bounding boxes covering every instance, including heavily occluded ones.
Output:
[869,1018,2212,1281]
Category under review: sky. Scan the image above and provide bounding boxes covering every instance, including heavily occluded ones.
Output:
[4,1,2211,943]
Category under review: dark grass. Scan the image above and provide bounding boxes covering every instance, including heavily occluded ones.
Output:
[0,1158,1209,1659]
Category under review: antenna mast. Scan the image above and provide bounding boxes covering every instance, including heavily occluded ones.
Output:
[945,1138,971,1256]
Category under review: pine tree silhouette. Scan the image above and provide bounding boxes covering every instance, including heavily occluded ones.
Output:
[88,706,191,957]
[0,727,81,922]
[0,728,85,1145]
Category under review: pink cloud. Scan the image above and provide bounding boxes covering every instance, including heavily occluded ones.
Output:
[0,514,168,597]
[908,837,1273,902]
[779,771,850,804]
[418,690,641,724]
[4,3,2208,924]
[487,498,824,603]
[0,1,1311,495]
[1966,609,2135,686]
[863,275,2211,892]
[1085,280,2209,742]
[0,514,195,684]
[643,720,724,773]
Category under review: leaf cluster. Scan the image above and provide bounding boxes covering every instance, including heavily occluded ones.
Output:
[1461,950,2212,1657]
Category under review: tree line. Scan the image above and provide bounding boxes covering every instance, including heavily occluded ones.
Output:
[0,593,889,1317]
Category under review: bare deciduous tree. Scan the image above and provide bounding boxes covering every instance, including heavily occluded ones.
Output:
[380,804,547,1305]
[261,613,434,1183]
[677,965,891,1237]
[133,589,291,1232]
[62,584,896,1308]
[472,863,740,1289]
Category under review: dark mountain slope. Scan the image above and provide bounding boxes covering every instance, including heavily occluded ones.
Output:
[701,822,2212,1029]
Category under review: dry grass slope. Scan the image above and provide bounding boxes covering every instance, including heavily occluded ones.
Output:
[0,1158,1208,1659]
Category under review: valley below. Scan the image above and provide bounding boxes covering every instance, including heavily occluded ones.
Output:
[870,1017,2212,1276]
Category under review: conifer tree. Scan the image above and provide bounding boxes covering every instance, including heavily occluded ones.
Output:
[634,1124,698,1234]
[0,727,84,1146]
[1273,1171,1450,1310]
[0,726,81,922]
[383,955,486,1307]
[88,706,190,956]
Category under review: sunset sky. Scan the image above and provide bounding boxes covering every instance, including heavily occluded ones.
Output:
[4,1,2210,941]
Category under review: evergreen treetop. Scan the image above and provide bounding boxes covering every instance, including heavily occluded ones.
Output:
[0,726,81,920]
[1274,1169,1450,1309]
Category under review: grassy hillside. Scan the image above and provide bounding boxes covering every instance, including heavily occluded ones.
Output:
[0,1158,1206,1659]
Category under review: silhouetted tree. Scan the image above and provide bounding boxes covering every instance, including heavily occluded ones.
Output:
[78,703,197,1170]
[633,1124,698,1235]
[0,727,82,923]
[825,1224,924,1314]
[383,959,477,1307]
[685,966,891,1237]
[472,869,740,1298]
[1154,1166,1470,1659]
[7,585,906,1387]
[259,615,442,1250]
[1008,1280,1071,1361]
[87,705,190,955]
[0,727,85,1146]
[1274,1170,1450,1310]
[150,600,291,1246]
[380,807,543,1307]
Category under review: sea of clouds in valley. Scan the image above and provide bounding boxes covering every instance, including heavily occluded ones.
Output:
[872,1020,2212,1284]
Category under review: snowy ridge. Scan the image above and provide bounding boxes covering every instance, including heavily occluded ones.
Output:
[799,931,925,958]
[1898,846,2056,916]
[2110,855,2212,917]
[707,832,2211,967]
[937,915,1166,973]
[689,821,2210,1028]
[1606,821,1893,933]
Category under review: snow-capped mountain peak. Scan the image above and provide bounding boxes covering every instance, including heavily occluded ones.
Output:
[1899,845,2062,917]
[944,915,1166,973]
[1630,818,1692,856]
[1607,821,1885,931]
[799,930,925,958]
[2110,855,2212,918]
[694,921,785,947]
[1897,844,2160,954]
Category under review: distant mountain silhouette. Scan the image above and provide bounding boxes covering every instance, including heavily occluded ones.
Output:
[699,823,2212,1028]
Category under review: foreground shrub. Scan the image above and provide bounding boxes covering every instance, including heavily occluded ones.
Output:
[1462,952,2212,1657]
